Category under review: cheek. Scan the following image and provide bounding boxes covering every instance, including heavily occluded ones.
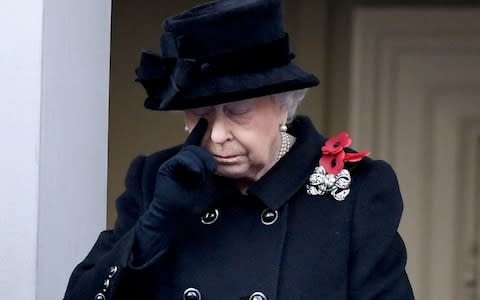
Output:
[238,123,278,161]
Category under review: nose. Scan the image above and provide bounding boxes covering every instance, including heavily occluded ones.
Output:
[209,114,232,144]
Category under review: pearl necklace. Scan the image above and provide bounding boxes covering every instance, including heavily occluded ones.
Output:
[278,132,291,160]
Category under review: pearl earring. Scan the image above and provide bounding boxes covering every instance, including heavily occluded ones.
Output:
[280,123,288,132]
[184,126,189,133]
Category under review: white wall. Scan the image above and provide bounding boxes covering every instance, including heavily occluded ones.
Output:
[0,1,112,299]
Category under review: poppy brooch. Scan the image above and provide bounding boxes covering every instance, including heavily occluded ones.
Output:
[306,132,370,201]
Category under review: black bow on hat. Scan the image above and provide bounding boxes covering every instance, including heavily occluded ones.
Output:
[135,0,319,111]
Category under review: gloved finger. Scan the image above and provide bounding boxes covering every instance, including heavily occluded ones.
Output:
[158,153,202,180]
[184,118,208,146]
[182,145,217,174]
[171,155,203,181]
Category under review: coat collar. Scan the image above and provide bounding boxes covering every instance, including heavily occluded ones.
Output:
[247,116,327,210]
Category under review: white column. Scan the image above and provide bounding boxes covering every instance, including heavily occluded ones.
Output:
[0,1,112,299]
[0,1,43,299]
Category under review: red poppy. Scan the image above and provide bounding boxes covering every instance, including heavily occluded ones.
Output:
[321,131,352,155]
[319,132,370,176]
[344,151,371,162]
[319,151,345,175]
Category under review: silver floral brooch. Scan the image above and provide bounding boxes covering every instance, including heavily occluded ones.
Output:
[306,166,352,201]
[306,132,370,201]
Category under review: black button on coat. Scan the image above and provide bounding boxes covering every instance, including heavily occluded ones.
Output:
[64,116,415,299]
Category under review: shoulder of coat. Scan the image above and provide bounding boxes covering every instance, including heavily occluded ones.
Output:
[124,144,182,195]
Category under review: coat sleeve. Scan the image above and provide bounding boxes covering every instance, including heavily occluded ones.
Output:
[63,155,167,300]
[348,160,415,299]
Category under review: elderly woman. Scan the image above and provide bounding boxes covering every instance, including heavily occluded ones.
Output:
[64,0,414,299]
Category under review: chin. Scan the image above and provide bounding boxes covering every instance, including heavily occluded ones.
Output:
[216,165,252,179]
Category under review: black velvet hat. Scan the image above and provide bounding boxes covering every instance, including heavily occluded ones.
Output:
[135,0,319,111]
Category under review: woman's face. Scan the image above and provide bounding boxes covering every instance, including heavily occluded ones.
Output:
[184,95,288,183]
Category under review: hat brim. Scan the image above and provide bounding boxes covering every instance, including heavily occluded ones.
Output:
[144,62,319,111]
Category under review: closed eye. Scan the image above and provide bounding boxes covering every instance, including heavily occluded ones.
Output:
[186,106,215,117]
[225,101,255,116]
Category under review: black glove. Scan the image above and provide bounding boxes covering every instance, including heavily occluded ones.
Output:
[151,119,220,218]
[132,119,228,267]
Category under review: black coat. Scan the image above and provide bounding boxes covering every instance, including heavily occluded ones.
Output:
[64,116,414,300]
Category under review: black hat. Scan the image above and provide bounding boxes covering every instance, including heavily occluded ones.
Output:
[135,0,319,111]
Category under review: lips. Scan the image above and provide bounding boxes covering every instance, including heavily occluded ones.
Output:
[212,154,242,163]
[214,155,236,159]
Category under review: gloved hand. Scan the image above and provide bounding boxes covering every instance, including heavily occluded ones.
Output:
[132,119,228,267]
[151,118,220,218]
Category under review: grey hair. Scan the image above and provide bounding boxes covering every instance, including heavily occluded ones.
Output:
[274,88,308,124]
